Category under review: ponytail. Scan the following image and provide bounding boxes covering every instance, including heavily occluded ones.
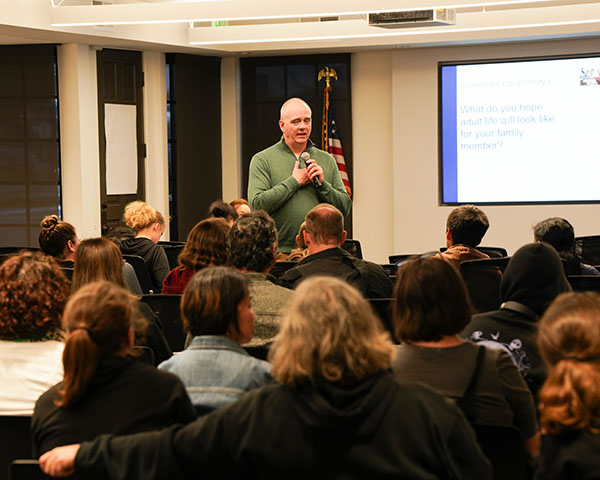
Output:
[55,328,100,407]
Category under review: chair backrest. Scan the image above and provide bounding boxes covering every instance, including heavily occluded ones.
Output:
[269,261,297,279]
[0,247,39,255]
[368,298,397,342]
[159,244,184,270]
[575,235,600,266]
[0,417,32,480]
[8,460,53,480]
[341,239,362,259]
[139,294,185,352]
[379,264,398,284]
[568,275,600,293]
[460,257,511,314]
[471,424,528,480]
[122,254,154,294]
[60,267,74,281]
[130,345,156,365]
[388,252,439,265]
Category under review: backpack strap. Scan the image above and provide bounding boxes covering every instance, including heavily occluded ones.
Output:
[500,301,538,320]
[456,345,486,423]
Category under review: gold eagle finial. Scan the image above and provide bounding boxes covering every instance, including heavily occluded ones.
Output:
[317,66,338,87]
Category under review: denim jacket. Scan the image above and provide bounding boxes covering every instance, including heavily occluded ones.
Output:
[158,336,272,413]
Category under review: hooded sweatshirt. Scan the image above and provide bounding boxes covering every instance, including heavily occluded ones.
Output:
[73,371,491,479]
[120,237,170,293]
[462,242,571,397]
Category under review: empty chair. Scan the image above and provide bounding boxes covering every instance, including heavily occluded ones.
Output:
[460,257,511,313]
[123,254,155,294]
[341,239,362,259]
[140,294,186,352]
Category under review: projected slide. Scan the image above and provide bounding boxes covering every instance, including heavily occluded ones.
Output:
[440,56,600,204]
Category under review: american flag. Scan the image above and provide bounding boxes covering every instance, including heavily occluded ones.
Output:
[326,116,351,196]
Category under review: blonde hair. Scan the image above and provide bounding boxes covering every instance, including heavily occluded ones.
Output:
[269,276,394,386]
[123,201,165,232]
[538,291,600,435]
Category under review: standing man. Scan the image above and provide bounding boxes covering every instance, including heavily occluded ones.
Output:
[248,98,352,253]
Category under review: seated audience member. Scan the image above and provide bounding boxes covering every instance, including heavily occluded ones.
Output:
[40,276,491,479]
[227,211,293,354]
[159,267,271,414]
[229,198,251,217]
[533,217,599,275]
[72,237,172,365]
[104,226,143,294]
[462,242,571,398]
[535,292,600,479]
[120,200,170,293]
[32,281,195,456]
[208,199,238,226]
[280,204,393,298]
[162,218,230,294]
[38,215,80,268]
[438,205,490,270]
[0,252,69,415]
[392,257,539,462]
[286,221,309,261]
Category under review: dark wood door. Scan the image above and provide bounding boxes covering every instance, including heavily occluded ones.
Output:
[97,49,145,234]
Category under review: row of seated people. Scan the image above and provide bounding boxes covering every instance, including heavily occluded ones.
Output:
[1,201,599,478]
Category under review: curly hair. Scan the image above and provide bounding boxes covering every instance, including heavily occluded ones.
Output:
[38,214,77,259]
[0,251,69,339]
[393,257,472,342]
[227,210,277,272]
[446,205,489,247]
[538,291,600,435]
[178,218,230,271]
[269,276,394,386]
[123,201,165,232]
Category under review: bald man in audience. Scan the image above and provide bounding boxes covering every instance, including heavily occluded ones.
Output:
[280,204,392,298]
[438,205,490,270]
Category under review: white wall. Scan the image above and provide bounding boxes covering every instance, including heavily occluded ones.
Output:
[221,56,243,202]
[392,38,600,257]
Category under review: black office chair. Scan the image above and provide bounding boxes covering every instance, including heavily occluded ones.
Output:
[122,254,154,294]
[8,460,53,480]
[0,417,32,480]
[140,294,185,352]
[575,235,600,266]
[388,252,439,265]
[568,275,600,293]
[159,244,184,270]
[130,345,156,365]
[341,239,363,259]
[460,257,510,314]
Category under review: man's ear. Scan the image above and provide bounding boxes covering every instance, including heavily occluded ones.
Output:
[445,229,453,247]
[279,120,285,133]
[341,230,348,245]
[272,242,278,259]
[303,230,311,246]
[67,240,76,253]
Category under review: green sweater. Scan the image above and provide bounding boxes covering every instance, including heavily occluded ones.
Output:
[248,137,352,252]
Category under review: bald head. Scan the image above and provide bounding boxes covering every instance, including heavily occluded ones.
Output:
[280,98,312,121]
[305,204,344,246]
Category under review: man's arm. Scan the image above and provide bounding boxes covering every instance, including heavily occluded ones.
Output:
[248,154,300,213]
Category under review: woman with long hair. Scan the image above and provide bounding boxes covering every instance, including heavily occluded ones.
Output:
[159,266,271,414]
[162,218,230,294]
[536,291,600,478]
[38,215,79,267]
[0,252,69,415]
[72,237,171,364]
[120,201,170,293]
[32,281,195,456]
[40,277,491,479]
[392,257,540,463]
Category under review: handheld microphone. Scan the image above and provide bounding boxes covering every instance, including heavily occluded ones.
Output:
[300,152,322,188]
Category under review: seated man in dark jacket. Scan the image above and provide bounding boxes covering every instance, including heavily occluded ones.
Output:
[280,203,392,298]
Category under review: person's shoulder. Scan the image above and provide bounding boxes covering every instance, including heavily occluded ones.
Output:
[127,357,184,386]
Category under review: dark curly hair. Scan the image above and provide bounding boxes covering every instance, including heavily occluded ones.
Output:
[227,210,277,272]
[0,251,69,339]
[178,218,230,271]
[38,214,77,259]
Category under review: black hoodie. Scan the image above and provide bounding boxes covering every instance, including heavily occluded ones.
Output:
[120,237,170,293]
[462,242,571,397]
[74,371,491,479]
